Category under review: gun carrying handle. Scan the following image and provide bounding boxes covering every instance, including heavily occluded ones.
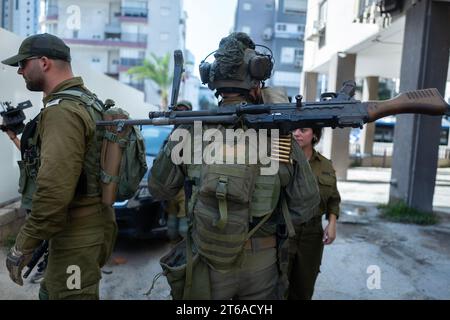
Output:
[366,88,450,122]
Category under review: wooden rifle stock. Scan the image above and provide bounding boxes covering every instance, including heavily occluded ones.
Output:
[366,88,450,122]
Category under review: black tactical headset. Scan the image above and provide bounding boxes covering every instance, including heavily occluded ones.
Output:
[199,44,274,91]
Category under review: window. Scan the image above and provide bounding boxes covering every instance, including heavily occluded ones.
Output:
[265,2,273,10]
[160,32,169,41]
[92,58,101,63]
[276,24,286,31]
[318,1,328,48]
[243,2,252,11]
[160,6,170,16]
[440,128,449,145]
[281,47,295,64]
[273,71,301,88]
[319,0,328,24]
[294,48,303,67]
[72,30,78,38]
[241,26,251,35]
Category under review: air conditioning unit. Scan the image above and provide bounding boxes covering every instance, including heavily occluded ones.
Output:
[313,20,326,31]
[262,28,273,41]
[293,60,302,68]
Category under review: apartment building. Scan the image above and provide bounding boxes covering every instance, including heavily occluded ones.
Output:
[40,0,188,107]
[234,0,307,98]
[1,0,40,37]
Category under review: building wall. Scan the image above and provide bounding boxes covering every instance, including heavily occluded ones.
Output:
[234,0,306,97]
[145,0,186,107]
[234,0,275,46]
[303,0,379,73]
[1,0,40,37]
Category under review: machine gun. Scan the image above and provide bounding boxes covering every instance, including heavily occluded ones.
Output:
[23,240,48,279]
[96,51,450,133]
[96,83,450,134]
[0,100,33,135]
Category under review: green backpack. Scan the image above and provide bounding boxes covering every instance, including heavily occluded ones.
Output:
[50,89,148,202]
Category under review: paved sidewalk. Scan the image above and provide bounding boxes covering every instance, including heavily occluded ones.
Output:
[0,167,449,300]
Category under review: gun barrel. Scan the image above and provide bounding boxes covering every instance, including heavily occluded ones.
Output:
[96,115,239,127]
[23,240,48,279]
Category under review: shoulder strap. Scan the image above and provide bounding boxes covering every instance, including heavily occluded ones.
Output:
[50,89,105,113]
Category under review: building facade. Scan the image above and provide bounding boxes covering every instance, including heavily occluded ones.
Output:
[40,0,189,107]
[234,0,307,98]
[1,0,40,37]
[302,0,450,212]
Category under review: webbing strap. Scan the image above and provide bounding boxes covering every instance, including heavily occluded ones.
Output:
[183,226,193,300]
[103,131,128,147]
[214,176,228,230]
[281,193,296,237]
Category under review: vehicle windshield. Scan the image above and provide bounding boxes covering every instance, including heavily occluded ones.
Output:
[142,126,173,156]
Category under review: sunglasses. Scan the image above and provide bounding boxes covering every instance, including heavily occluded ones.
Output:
[18,56,41,69]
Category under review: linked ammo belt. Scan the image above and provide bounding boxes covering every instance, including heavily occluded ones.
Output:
[244,236,277,251]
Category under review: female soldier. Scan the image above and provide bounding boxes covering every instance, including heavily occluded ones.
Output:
[287,127,341,300]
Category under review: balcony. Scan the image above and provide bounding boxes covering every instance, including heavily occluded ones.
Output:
[115,6,148,23]
[127,82,145,92]
[118,57,144,72]
[64,33,147,49]
[44,5,58,21]
[105,23,121,35]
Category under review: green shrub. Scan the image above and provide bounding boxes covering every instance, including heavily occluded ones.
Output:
[378,201,439,225]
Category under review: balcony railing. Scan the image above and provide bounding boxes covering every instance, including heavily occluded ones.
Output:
[120,58,144,67]
[113,6,149,23]
[45,5,58,19]
[64,33,147,49]
[127,82,145,92]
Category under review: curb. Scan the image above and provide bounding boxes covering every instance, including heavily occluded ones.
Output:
[0,201,26,245]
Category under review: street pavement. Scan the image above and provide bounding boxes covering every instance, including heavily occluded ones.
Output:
[0,167,449,300]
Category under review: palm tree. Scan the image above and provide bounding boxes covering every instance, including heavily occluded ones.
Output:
[127,52,172,111]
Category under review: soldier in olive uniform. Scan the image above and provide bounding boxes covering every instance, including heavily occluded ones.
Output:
[288,127,341,300]
[2,33,117,299]
[149,33,320,300]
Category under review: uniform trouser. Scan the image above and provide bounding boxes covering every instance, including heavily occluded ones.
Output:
[39,205,118,300]
[209,247,279,300]
[287,216,324,300]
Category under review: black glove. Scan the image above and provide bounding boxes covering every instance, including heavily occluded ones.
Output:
[6,246,33,286]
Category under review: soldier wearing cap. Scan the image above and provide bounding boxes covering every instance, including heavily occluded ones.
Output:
[2,33,117,299]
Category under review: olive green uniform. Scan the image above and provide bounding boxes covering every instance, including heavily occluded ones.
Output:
[15,77,117,299]
[165,189,188,241]
[149,95,320,300]
[288,149,340,300]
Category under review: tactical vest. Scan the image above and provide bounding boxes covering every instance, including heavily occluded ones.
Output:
[17,89,106,210]
[184,123,291,272]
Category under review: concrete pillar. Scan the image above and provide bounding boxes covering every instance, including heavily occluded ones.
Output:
[321,53,356,180]
[301,71,318,102]
[389,1,450,212]
[359,76,379,160]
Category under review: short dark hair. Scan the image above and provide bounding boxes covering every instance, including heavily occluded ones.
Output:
[312,127,323,146]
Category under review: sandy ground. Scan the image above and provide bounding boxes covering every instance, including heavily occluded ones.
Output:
[1,167,449,300]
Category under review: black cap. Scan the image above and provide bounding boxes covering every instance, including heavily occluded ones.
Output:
[1,33,71,66]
